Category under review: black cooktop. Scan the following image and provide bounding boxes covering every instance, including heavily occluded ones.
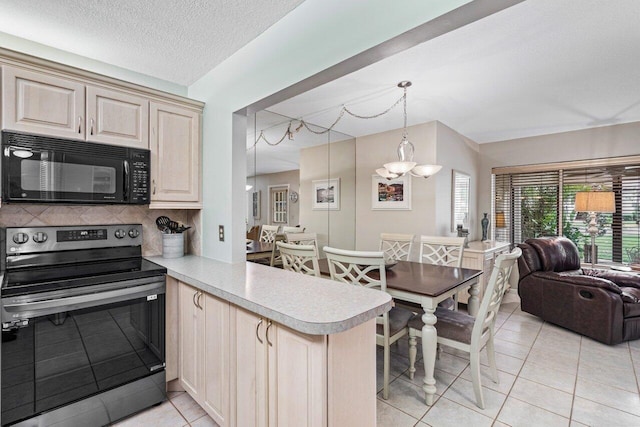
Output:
[2,257,166,297]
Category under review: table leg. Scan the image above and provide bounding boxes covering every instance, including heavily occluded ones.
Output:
[421,307,437,405]
[467,279,480,317]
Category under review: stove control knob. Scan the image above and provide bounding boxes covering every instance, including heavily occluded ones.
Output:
[33,232,48,243]
[114,229,126,239]
[12,233,29,244]
[128,228,140,238]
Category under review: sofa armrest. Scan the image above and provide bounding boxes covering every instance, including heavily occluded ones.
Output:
[534,271,622,294]
[582,268,640,289]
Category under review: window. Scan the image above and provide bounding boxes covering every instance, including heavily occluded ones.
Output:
[271,187,288,224]
[451,170,470,232]
[493,157,640,265]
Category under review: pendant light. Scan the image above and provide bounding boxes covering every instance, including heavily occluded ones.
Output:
[375,81,442,179]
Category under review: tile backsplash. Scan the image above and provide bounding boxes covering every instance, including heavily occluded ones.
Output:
[0,204,201,256]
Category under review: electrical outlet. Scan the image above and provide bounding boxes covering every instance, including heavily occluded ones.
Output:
[218,225,224,241]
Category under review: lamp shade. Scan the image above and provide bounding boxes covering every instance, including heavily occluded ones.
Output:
[384,161,416,175]
[574,191,615,213]
[495,211,506,228]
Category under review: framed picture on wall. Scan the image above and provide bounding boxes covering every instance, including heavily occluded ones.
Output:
[252,190,261,219]
[312,178,340,210]
[372,174,411,210]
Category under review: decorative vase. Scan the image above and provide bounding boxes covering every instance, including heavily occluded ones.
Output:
[481,213,489,241]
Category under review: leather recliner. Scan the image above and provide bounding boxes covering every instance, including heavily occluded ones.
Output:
[517,237,640,345]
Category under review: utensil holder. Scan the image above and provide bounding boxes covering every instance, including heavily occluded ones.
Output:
[162,233,184,258]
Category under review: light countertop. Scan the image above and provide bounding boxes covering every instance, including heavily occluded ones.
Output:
[146,255,392,335]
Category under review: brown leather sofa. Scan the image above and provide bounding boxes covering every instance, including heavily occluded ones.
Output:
[518,237,640,345]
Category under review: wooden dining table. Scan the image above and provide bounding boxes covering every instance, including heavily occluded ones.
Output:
[318,259,482,406]
[246,240,273,260]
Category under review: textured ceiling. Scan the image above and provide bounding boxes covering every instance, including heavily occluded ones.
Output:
[0,0,304,85]
[268,0,640,143]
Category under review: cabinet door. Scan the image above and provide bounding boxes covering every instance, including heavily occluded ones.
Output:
[86,85,149,148]
[2,66,85,139]
[150,102,201,203]
[178,282,202,399]
[202,293,230,426]
[233,307,268,427]
[269,324,326,427]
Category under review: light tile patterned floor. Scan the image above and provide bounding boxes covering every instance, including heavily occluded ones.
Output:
[112,290,640,426]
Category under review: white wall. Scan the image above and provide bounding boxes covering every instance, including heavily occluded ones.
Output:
[187,0,473,262]
[355,122,437,259]
[435,122,480,239]
[299,138,356,255]
[247,169,300,228]
[478,121,640,231]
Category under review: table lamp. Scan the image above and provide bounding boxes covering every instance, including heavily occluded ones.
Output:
[574,191,615,267]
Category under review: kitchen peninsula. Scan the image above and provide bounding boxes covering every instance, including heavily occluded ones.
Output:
[148,255,392,427]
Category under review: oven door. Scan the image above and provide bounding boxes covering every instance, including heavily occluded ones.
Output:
[1,279,165,426]
[2,144,127,203]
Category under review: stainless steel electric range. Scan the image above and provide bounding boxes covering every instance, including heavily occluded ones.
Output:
[0,224,167,426]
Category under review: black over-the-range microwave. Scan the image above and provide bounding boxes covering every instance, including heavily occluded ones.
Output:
[1,131,150,204]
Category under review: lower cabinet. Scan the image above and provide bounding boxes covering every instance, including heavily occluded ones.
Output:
[173,277,377,427]
[178,281,229,426]
[231,307,326,427]
[458,241,511,304]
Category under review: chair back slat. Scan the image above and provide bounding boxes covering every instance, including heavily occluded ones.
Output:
[285,232,319,254]
[277,241,320,277]
[323,246,386,291]
[419,236,466,267]
[379,233,414,261]
[260,225,280,243]
[269,234,286,267]
[471,248,522,345]
[282,226,305,234]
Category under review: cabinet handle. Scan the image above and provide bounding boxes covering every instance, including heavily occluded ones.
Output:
[266,320,273,347]
[78,116,82,134]
[196,292,203,310]
[192,291,198,307]
[90,118,94,135]
[256,318,264,344]
[152,179,156,195]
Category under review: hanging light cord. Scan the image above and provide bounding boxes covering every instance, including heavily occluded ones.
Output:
[249,91,406,150]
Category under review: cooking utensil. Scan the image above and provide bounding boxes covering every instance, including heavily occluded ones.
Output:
[156,216,171,233]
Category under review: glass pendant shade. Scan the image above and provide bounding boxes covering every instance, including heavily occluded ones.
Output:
[410,164,443,178]
[375,168,399,179]
[384,161,417,175]
[375,80,442,180]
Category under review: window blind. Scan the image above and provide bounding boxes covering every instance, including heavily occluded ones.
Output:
[493,159,640,265]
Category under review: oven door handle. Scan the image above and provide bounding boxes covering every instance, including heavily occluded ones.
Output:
[2,281,165,321]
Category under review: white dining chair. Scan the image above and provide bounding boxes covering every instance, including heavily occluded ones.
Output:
[379,233,414,261]
[407,247,521,409]
[419,236,466,310]
[269,234,286,267]
[323,246,415,400]
[277,241,320,277]
[259,224,280,243]
[285,232,319,254]
[282,226,305,234]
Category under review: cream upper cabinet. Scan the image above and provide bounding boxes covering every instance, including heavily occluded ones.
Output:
[178,282,229,426]
[86,85,149,148]
[2,66,85,139]
[150,101,201,206]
